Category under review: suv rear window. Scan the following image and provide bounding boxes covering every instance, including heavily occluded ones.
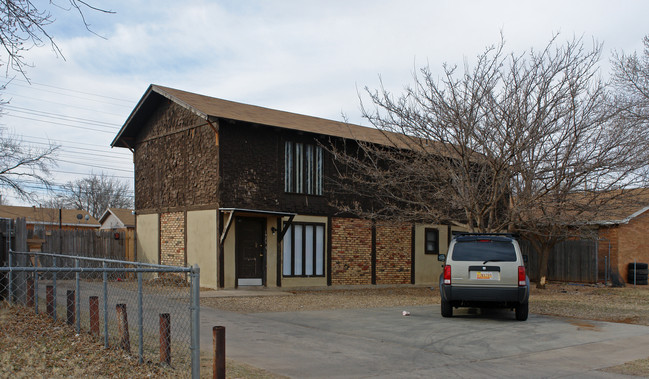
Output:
[451,240,517,262]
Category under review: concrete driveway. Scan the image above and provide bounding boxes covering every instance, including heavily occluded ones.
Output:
[198,305,649,378]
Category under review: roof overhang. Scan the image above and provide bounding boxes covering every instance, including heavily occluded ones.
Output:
[589,205,649,226]
[218,208,297,245]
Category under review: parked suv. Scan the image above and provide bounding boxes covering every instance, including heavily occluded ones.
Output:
[439,234,529,321]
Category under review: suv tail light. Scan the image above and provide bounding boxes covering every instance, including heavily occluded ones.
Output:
[518,266,526,286]
[444,265,452,285]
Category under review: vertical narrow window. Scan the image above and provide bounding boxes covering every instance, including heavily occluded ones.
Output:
[284,142,293,192]
[283,225,292,275]
[425,228,439,255]
[294,224,303,275]
[284,141,323,195]
[304,225,314,275]
[295,143,304,193]
[315,224,324,275]
[315,146,323,195]
[282,222,326,277]
[305,144,314,195]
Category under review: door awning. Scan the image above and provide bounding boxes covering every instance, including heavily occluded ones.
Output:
[219,208,297,245]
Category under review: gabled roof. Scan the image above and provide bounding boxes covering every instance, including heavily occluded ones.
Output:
[0,205,99,227]
[98,208,135,228]
[588,188,649,225]
[111,84,441,151]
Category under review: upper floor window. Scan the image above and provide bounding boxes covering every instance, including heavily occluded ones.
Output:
[425,228,439,254]
[285,141,323,195]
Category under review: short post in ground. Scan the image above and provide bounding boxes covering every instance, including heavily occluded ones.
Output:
[160,313,171,365]
[89,296,100,336]
[66,290,75,325]
[46,285,55,318]
[26,278,34,308]
[213,326,226,379]
[116,303,130,353]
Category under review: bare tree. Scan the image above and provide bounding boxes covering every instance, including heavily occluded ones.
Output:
[0,0,114,77]
[58,172,133,219]
[0,127,58,201]
[331,35,649,288]
[611,34,649,127]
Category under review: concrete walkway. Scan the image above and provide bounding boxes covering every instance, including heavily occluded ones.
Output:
[197,303,649,378]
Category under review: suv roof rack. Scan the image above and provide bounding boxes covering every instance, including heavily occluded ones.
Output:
[454,232,520,239]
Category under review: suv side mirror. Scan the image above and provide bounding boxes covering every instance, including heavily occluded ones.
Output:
[437,254,446,262]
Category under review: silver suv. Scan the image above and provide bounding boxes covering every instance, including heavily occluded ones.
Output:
[439,234,529,321]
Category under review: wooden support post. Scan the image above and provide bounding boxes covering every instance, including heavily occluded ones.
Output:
[89,296,100,336]
[46,285,54,318]
[26,278,34,308]
[116,303,130,353]
[159,313,171,365]
[66,290,75,325]
[213,326,226,379]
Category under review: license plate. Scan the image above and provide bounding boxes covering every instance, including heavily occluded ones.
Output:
[476,271,495,280]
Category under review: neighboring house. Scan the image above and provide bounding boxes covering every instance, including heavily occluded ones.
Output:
[99,208,135,230]
[0,205,99,233]
[111,85,465,289]
[0,205,99,252]
[594,189,649,284]
[99,208,136,261]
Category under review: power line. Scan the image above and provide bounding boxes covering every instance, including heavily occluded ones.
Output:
[20,134,128,149]
[56,159,133,172]
[2,113,117,133]
[49,169,133,180]
[21,139,132,161]
[2,80,136,108]
[4,104,121,127]
[5,78,137,104]
[2,91,129,118]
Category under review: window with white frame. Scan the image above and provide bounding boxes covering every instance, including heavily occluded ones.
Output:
[282,222,325,277]
[284,141,323,195]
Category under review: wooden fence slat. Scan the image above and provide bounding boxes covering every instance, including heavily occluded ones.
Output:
[521,239,598,283]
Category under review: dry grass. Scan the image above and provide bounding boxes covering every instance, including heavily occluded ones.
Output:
[2,283,649,377]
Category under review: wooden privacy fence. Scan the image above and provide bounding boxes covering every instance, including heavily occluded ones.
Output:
[1,218,133,267]
[520,239,599,283]
[29,228,132,261]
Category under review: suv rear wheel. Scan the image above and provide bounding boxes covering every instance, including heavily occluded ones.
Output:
[441,299,453,317]
[515,302,528,321]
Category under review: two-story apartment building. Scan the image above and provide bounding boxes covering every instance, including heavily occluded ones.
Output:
[112,85,463,289]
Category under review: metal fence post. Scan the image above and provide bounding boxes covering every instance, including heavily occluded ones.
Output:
[103,261,109,349]
[190,264,200,379]
[75,258,80,334]
[138,271,144,364]
[34,256,39,314]
[8,250,12,303]
[53,256,57,320]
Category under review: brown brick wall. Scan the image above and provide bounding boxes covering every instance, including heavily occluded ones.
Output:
[375,222,412,284]
[597,226,618,280]
[331,218,372,285]
[160,211,185,267]
[134,100,219,212]
[615,210,649,283]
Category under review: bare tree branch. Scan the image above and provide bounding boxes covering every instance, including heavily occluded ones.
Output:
[330,34,649,287]
[0,127,58,202]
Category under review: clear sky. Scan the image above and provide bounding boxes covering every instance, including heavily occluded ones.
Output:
[1,0,648,206]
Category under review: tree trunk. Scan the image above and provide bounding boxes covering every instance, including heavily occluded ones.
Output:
[536,244,552,289]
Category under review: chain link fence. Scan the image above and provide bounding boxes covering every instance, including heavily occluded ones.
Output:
[1,250,200,378]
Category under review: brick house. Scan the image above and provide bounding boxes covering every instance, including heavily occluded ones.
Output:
[111,85,464,289]
[595,189,649,284]
[0,205,99,232]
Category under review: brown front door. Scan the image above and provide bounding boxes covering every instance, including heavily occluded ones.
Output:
[235,217,266,286]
